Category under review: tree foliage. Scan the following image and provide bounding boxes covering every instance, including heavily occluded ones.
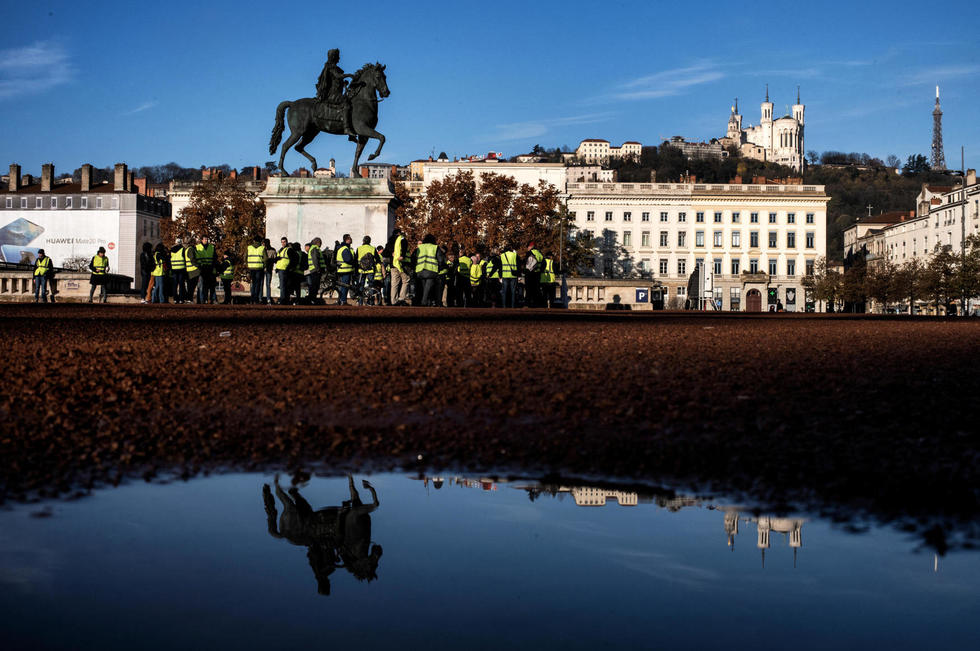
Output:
[161,177,266,280]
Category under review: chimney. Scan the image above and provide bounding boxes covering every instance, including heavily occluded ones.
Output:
[127,170,135,192]
[968,169,976,186]
[81,164,93,192]
[134,177,148,196]
[8,164,20,192]
[41,163,54,192]
[114,163,128,191]
[229,169,237,180]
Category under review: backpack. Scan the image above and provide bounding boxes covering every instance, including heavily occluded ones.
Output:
[358,252,374,272]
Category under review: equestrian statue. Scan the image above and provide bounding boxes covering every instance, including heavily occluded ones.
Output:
[269,48,389,175]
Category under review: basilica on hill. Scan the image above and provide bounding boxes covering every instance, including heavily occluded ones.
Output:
[720,86,805,172]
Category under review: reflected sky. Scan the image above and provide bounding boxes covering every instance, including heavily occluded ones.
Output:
[0,473,977,650]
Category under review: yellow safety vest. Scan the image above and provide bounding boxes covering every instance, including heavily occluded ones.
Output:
[487,258,501,280]
[529,248,544,273]
[307,245,322,272]
[457,255,471,277]
[374,261,384,281]
[91,255,109,275]
[184,247,198,273]
[196,243,215,268]
[276,246,291,271]
[34,256,52,276]
[500,250,518,279]
[392,235,406,272]
[356,244,376,274]
[247,244,265,270]
[335,245,354,274]
[170,248,186,271]
[470,260,483,287]
[415,243,438,274]
[151,251,166,277]
[540,258,555,283]
[220,261,234,280]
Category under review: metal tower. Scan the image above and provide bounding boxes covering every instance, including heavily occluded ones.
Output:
[932,85,946,170]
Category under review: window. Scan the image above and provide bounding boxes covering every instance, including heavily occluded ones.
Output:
[21,198,27,208]
[769,212,777,224]
[623,231,632,247]
[66,197,72,209]
[604,231,615,246]
[659,259,668,275]
[678,260,686,275]
[713,258,722,275]
[659,231,668,246]
[695,231,704,247]
[806,213,815,224]
[569,211,577,221]
[677,286,686,296]
[605,211,613,222]
[143,221,148,237]
[787,232,796,248]
[642,212,650,222]
[750,231,759,247]
[750,212,759,223]
[714,212,722,223]
[678,212,686,222]
[787,259,796,276]
[696,212,705,223]
[787,212,796,224]
[96,196,103,209]
[581,229,593,239]
[624,211,632,222]
[732,231,741,247]
[111,196,119,209]
[660,211,668,222]
[81,197,87,208]
[730,287,741,310]
[641,231,650,247]
[805,259,815,276]
[731,259,740,274]
[768,231,777,248]
[50,197,57,208]
[678,232,686,247]
[732,212,740,223]
[713,231,722,247]
[805,232,815,248]
[639,259,649,271]
[750,258,759,273]
[586,211,594,222]
[768,259,778,275]
[5,197,11,208]
[36,197,43,208]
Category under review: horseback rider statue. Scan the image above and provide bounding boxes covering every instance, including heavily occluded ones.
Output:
[315,48,357,141]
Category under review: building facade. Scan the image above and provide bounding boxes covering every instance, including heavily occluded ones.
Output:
[1,163,170,287]
[420,160,568,193]
[720,89,805,172]
[567,180,829,311]
[574,139,642,164]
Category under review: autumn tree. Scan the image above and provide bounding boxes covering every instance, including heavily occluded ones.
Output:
[803,256,843,312]
[922,244,958,313]
[892,258,926,314]
[161,177,266,280]
[864,258,897,313]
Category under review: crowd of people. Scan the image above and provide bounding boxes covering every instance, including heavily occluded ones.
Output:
[33,228,562,307]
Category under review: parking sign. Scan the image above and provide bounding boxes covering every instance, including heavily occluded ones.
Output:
[635,288,649,303]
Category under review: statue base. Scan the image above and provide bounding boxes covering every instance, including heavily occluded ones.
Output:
[260,177,395,250]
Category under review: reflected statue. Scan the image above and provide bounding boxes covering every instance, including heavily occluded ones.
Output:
[263,474,383,596]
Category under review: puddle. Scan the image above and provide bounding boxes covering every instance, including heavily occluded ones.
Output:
[0,473,977,650]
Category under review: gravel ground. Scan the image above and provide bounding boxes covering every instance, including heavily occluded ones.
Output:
[2,304,979,544]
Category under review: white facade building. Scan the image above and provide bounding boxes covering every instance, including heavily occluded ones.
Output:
[574,139,642,164]
[567,180,829,311]
[420,161,568,193]
[721,89,805,172]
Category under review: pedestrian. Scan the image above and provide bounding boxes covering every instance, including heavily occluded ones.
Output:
[306,237,324,304]
[151,243,169,303]
[499,244,519,308]
[468,252,483,307]
[32,248,52,303]
[387,228,410,306]
[374,244,387,305]
[247,235,265,304]
[290,242,304,302]
[456,247,472,307]
[170,238,187,303]
[88,246,110,303]
[355,236,376,305]
[440,248,455,307]
[218,250,235,304]
[263,238,276,305]
[275,237,291,305]
[184,237,200,303]
[335,234,355,305]
[414,234,443,306]
[540,251,558,308]
[524,241,544,308]
[378,244,392,305]
[139,242,154,304]
[196,235,217,304]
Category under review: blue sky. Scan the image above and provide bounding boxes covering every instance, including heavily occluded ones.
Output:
[1,0,978,176]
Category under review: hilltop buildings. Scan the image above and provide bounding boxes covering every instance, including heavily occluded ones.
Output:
[720,89,805,172]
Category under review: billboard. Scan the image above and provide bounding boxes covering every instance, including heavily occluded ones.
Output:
[0,212,120,270]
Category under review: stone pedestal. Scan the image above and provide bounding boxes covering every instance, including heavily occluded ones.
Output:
[260,177,395,249]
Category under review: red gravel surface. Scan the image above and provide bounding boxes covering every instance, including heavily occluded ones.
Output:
[2,304,979,533]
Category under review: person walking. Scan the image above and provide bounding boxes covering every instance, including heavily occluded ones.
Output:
[388,228,410,306]
[414,234,443,306]
[88,246,110,303]
[247,236,265,304]
[170,238,187,303]
[335,234,355,305]
[139,242,154,303]
[33,248,53,303]
[524,241,544,308]
[150,243,169,303]
[355,236,376,305]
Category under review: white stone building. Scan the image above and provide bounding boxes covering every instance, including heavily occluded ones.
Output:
[574,139,642,164]
[420,160,568,193]
[566,180,829,311]
[1,163,170,288]
[720,89,805,172]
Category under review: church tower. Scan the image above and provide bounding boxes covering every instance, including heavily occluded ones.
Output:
[792,86,805,167]
[726,98,742,141]
[761,84,774,123]
[792,86,804,125]
[760,85,774,152]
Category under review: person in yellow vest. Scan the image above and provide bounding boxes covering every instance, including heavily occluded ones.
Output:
[524,241,545,308]
[246,235,265,304]
[540,250,559,308]
[218,250,235,304]
[499,245,518,308]
[374,245,387,305]
[196,235,217,304]
[170,238,188,303]
[413,234,444,306]
[275,236,292,305]
[455,249,472,307]
[334,234,355,305]
[468,252,483,306]
[184,237,200,303]
[306,237,324,304]
[32,248,53,303]
[355,236,376,306]
[150,243,169,303]
[387,228,410,306]
[88,246,110,303]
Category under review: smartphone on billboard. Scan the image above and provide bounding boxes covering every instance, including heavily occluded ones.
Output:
[0,218,45,246]
[0,245,41,265]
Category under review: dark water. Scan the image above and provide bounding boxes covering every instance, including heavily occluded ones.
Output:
[1,473,977,650]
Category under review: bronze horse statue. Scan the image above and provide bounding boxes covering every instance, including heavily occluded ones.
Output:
[269,62,390,175]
